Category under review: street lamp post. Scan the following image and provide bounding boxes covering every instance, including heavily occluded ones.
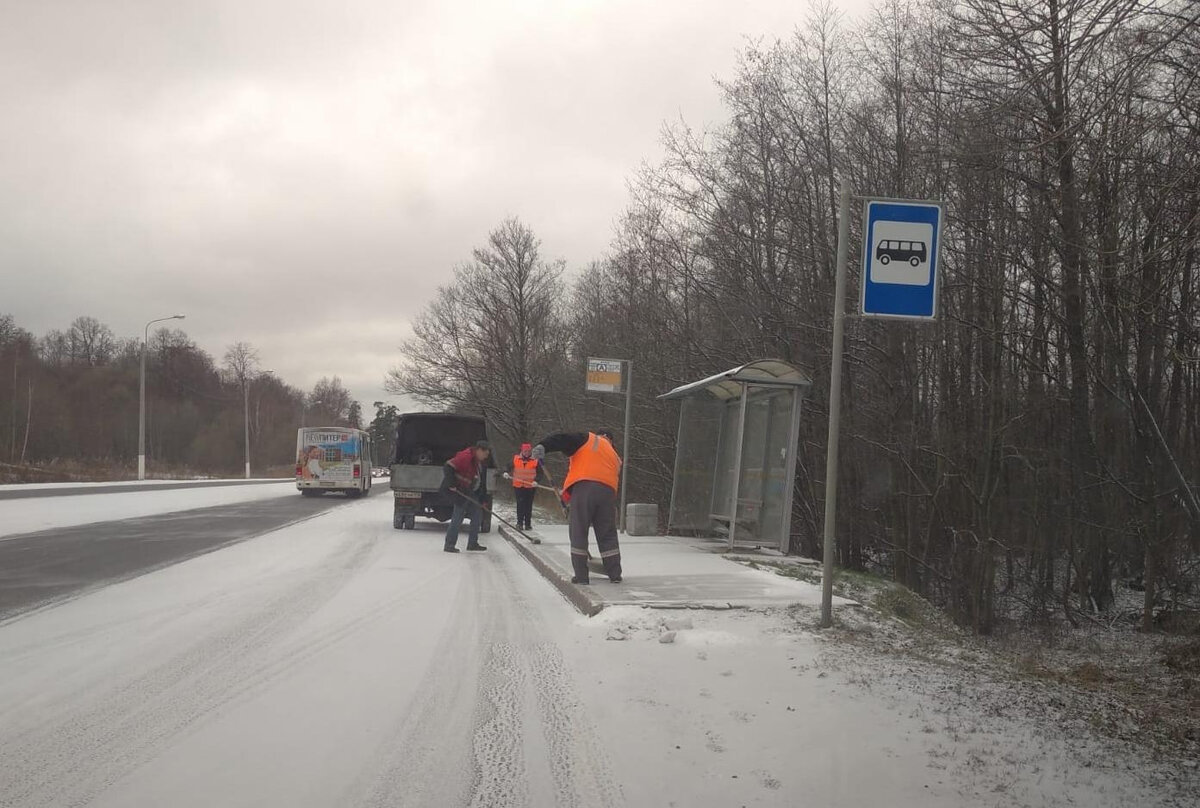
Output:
[139,314,185,480]
[245,369,273,479]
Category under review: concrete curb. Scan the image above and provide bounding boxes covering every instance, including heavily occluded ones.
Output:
[498,523,604,617]
[0,479,292,500]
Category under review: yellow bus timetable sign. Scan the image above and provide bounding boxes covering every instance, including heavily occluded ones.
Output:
[586,358,624,393]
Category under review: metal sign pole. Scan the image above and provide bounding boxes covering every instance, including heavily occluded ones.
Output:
[821,177,852,628]
[726,382,749,551]
[619,361,632,533]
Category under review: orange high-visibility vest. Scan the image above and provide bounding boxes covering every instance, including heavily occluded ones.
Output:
[512,455,538,488]
[563,432,621,494]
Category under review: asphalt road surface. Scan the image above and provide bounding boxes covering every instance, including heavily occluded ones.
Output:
[0,493,348,619]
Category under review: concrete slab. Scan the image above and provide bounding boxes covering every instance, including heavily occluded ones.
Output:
[499,523,852,615]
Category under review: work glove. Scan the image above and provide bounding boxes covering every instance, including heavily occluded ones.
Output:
[502,473,512,480]
[531,444,545,461]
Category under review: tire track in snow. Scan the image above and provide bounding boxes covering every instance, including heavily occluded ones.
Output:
[472,551,623,808]
[348,546,624,808]
[0,531,380,808]
[468,642,529,808]
[530,642,624,808]
[352,567,489,808]
[494,551,623,808]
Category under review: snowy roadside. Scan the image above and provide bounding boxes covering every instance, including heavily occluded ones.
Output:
[0,481,300,538]
[562,599,1197,807]
[457,498,1197,804]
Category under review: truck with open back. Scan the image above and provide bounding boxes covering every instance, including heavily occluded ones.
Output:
[389,412,495,531]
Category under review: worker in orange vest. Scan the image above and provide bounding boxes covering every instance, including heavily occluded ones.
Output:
[505,442,546,530]
[531,429,622,585]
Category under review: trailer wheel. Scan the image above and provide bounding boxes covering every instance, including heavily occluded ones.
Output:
[405,515,417,530]
[393,504,405,529]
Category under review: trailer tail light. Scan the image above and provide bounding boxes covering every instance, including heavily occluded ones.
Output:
[353,464,361,479]
[295,463,302,476]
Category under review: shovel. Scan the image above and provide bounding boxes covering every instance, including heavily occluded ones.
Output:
[450,488,541,544]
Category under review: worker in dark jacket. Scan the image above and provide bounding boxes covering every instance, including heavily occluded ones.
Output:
[531,429,621,584]
[505,442,547,530]
[440,440,491,553]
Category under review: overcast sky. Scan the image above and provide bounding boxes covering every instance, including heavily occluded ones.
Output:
[2,0,867,412]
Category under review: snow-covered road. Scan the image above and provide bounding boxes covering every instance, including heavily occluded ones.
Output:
[0,495,621,808]
[0,494,1186,807]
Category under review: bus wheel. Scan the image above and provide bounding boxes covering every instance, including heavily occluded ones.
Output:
[879,254,890,265]
[910,256,920,267]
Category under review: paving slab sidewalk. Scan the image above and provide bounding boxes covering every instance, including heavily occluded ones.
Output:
[499,523,853,616]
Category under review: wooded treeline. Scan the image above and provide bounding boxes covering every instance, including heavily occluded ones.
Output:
[395,0,1200,632]
[0,313,359,478]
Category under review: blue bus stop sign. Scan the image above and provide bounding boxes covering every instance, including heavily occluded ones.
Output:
[860,199,943,319]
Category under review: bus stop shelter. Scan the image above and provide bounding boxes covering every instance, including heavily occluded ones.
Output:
[659,360,811,553]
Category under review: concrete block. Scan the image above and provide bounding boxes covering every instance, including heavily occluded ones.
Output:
[626,503,659,536]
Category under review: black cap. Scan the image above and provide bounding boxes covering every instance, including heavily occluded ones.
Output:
[475,440,491,450]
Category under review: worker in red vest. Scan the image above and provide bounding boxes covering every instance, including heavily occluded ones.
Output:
[505,442,546,530]
[531,429,622,585]
[439,440,491,553]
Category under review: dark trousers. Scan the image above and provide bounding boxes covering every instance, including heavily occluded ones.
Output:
[514,487,535,528]
[444,497,481,549]
[568,480,621,581]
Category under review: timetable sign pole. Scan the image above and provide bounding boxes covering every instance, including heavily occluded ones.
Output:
[585,357,633,533]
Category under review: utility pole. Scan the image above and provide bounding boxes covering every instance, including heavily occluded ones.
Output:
[244,369,273,479]
[243,375,251,479]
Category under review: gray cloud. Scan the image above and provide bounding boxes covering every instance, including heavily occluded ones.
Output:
[2,0,865,410]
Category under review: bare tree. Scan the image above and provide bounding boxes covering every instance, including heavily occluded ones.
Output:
[308,376,354,426]
[222,342,259,388]
[388,217,569,443]
[563,0,1200,633]
[66,316,116,366]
